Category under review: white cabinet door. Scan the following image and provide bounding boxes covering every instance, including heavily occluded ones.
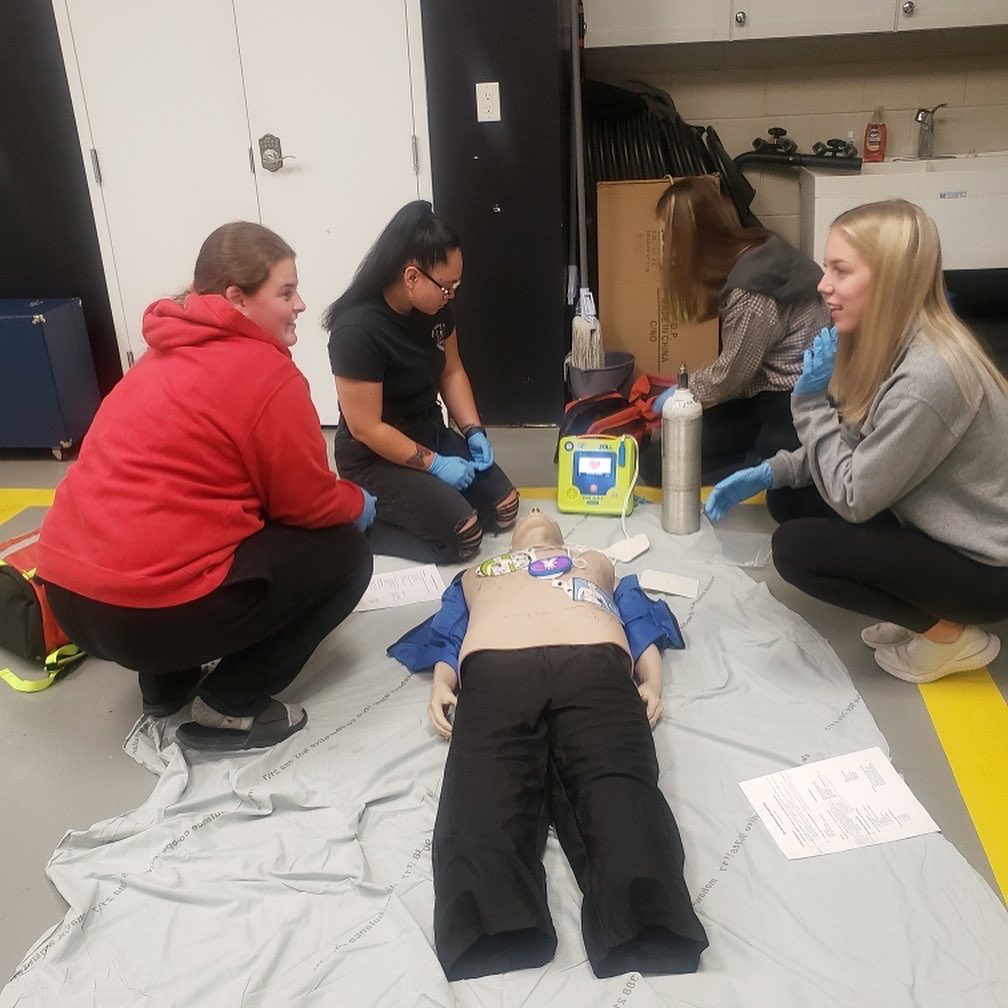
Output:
[730,0,894,39]
[583,0,731,46]
[234,0,429,422]
[53,1,429,424]
[895,0,1008,30]
[53,0,260,367]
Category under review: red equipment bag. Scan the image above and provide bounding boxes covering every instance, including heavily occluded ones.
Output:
[627,372,678,431]
[554,392,650,462]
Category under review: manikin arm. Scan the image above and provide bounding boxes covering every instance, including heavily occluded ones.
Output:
[429,661,459,739]
[634,643,664,727]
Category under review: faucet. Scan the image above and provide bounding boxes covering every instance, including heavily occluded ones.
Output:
[914,103,947,159]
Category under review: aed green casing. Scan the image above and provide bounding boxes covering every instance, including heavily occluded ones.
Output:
[557,435,637,515]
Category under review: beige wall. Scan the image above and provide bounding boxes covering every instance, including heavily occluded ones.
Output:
[583,25,1008,246]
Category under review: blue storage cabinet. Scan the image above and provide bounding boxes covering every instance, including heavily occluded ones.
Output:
[0,298,101,458]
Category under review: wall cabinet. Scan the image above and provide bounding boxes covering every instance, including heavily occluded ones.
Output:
[583,0,730,45]
[728,0,894,40]
[895,0,1008,32]
[52,1,431,424]
[584,0,1008,45]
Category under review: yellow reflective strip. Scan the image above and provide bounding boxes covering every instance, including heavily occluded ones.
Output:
[0,666,58,692]
[918,670,1008,899]
[45,644,84,669]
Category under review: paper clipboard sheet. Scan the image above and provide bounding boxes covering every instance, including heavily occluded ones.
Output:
[740,746,939,860]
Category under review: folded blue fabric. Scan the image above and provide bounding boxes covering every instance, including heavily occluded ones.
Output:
[614,574,685,660]
[387,574,468,674]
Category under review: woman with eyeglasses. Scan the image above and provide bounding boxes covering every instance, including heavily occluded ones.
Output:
[325,200,518,563]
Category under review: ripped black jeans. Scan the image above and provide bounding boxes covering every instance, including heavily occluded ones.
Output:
[336,416,517,564]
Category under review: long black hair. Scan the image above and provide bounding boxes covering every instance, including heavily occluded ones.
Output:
[322,200,461,329]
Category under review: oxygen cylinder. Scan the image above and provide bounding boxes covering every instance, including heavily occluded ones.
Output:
[661,364,703,534]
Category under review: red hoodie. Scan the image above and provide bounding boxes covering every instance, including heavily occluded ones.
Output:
[38,294,365,607]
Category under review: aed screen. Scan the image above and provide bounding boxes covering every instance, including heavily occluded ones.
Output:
[576,453,614,476]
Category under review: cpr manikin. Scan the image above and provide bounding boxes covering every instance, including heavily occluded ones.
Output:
[389,508,708,980]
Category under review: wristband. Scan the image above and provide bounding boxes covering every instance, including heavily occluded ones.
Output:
[461,423,486,439]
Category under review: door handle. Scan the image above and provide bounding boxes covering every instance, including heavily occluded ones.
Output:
[258,133,296,172]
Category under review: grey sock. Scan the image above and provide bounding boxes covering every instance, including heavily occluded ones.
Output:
[191,696,254,732]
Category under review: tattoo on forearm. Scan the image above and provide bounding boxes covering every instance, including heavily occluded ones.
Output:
[406,443,429,469]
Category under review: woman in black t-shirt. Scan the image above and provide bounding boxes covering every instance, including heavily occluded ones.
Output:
[325,201,518,563]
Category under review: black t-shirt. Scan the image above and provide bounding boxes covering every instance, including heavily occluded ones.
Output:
[328,296,455,429]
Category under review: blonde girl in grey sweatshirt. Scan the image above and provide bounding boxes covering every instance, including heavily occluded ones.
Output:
[705,199,1008,683]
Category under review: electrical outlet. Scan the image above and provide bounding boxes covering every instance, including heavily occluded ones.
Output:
[475,81,501,123]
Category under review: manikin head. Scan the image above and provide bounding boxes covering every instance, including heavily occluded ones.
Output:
[510,507,564,551]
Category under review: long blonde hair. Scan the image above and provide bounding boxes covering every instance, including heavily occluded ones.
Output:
[655,176,767,321]
[829,199,1008,424]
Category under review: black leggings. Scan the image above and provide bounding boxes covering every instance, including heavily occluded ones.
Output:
[768,485,1008,632]
[46,523,373,716]
[433,644,708,980]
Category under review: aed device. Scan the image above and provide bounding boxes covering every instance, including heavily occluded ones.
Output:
[557,435,637,515]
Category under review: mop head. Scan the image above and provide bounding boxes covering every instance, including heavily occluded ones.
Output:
[571,314,604,371]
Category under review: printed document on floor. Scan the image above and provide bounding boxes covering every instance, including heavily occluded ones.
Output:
[739,746,939,859]
[354,564,446,611]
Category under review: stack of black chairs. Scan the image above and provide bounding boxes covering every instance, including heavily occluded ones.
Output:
[581,80,759,290]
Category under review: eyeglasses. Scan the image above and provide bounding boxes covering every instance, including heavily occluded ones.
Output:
[415,266,461,299]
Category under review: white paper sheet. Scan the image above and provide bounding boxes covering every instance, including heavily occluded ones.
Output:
[739,746,940,860]
[353,564,446,611]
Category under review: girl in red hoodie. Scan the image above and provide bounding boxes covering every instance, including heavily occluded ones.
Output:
[39,222,375,752]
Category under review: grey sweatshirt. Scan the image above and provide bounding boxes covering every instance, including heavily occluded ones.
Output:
[768,339,1008,566]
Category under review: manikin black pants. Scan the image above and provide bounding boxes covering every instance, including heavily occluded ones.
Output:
[46,522,373,716]
[433,644,708,980]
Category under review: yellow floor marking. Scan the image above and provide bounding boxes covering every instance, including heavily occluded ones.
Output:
[918,671,1008,900]
[0,489,56,526]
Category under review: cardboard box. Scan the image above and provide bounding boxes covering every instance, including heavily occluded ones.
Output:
[596,178,720,379]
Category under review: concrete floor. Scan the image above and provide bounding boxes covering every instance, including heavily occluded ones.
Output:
[1,428,1005,983]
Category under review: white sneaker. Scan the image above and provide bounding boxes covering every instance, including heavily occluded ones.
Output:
[873,626,1001,684]
[860,622,914,649]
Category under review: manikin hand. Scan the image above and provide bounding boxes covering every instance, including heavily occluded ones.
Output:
[793,325,838,395]
[428,662,458,739]
[634,643,664,728]
[638,681,664,727]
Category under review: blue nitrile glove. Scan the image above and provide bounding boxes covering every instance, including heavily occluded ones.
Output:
[704,462,774,522]
[352,489,377,531]
[428,453,476,490]
[653,385,675,413]
[466,427,494,471]
[793,326,838,396]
